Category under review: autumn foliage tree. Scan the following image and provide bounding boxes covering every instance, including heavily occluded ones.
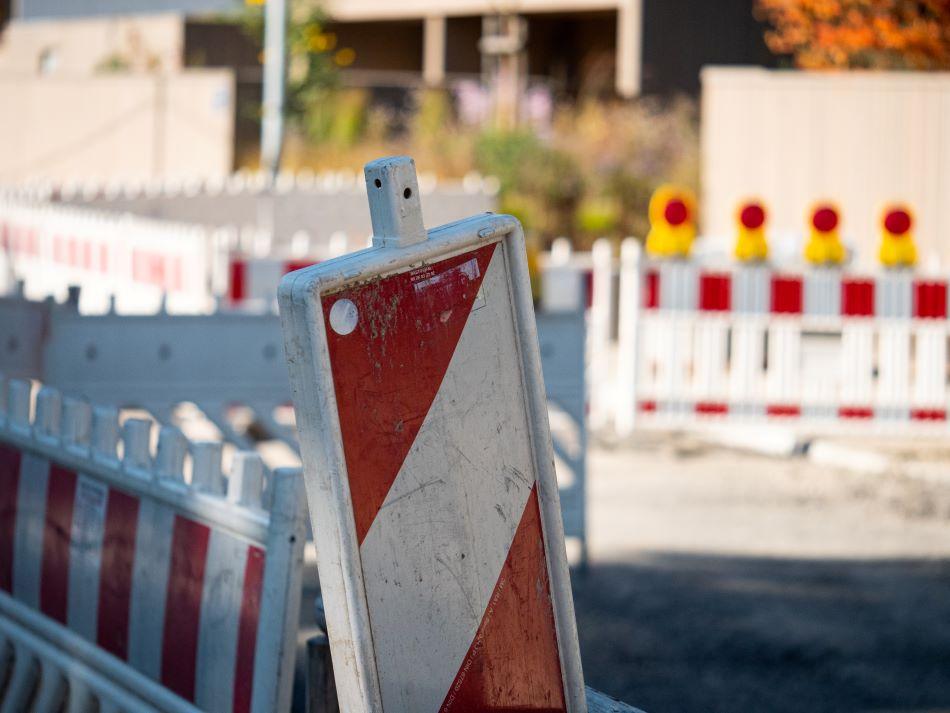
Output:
[755,0,950,69]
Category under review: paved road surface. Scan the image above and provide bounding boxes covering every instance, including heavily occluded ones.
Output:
[573,435,950,713]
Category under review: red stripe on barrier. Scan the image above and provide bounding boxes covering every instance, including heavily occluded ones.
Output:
[583,269,594,310]
[40,465,77,624]
[770,276,803,314]
[841,279,875,317]
[232,545,266,713]
[699,273,731,312]
[910,408,947,421]
[284,260,316,274]
[639,400,657,413]
[839,407,874,420]
[161,516,211,701]
[644,270,659,309]
[438,486,566,713]
[0,446,21,592]
[96,489,140,661]
[325,244,496,545]
[913,280,947,319]
[695,401,728,415]
[767,404,801,418]
[230,261,247,302]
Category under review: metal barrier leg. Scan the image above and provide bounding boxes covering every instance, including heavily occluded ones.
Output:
[0,645,38,713]
[306,632,339,713]
[33,661,67,713]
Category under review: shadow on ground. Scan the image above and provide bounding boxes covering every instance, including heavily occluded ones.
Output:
[572,553,950,713]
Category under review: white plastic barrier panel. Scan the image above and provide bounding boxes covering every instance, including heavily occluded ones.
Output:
[0,379,306,713]
[280,157,586,713]
[608,247,950,435]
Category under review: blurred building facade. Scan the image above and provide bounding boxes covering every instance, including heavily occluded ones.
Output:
[0,0,775,180]
[5,0,774,98]
[321,0,774,99]
[0,12,238,181]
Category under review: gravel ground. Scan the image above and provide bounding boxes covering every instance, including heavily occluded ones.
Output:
[573,435,950,713]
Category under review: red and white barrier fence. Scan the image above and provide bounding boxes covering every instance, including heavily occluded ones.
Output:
[0,198,223,313]
[0,378,306,712]
[580,239,950,436]
[0,197,353,314]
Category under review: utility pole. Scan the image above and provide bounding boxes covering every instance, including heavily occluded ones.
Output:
[260,0,288,180]
[480,15,528,130]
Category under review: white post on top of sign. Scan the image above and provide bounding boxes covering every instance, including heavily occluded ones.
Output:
[279,156,587,713]
[364,156,427,248]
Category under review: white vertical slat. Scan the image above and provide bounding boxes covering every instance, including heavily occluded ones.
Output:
[66,476,109,643]
[840,323,875,406]
[729,319,766,407]
[614,239,641,436]
[127,500,175,681]
[588,239,614,431]
[912,324,947,408]
[693,318,728,402]
[193,531,248,713]
[877,323,911,413]
[655,316,693,414]
[765,321,801,405]
[12,454,51,610]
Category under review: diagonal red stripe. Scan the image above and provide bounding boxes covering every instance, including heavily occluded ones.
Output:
[439,485,566,713]
[0,445,21,593]
[96,488,140,660]
[324,243,497,545]
[161,516,211,701]
[40,464,77,624]
[232,545,266,713]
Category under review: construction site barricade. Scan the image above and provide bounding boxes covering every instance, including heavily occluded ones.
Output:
[279,156,587,712]
[604,244,950,435]
[0,378,306,712]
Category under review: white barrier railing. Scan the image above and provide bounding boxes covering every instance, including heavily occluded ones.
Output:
[0,378,306,712]
[0,197,358,314]
[0,290,589,563]
[579,238,950,436]
[0,170,498,258]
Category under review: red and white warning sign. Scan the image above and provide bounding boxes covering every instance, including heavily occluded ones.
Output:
[280,157,586,712]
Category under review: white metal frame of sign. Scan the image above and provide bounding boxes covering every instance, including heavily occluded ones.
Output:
[279,156,586,713]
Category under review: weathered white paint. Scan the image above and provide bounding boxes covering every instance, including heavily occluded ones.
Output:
[280,156,587,712]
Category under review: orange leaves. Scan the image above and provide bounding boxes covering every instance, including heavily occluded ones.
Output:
[755,0,950,69]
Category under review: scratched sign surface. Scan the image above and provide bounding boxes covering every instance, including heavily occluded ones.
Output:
[321,242,567,713]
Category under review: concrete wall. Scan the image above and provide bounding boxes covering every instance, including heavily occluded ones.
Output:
[0,70,234,181]
[702,68,950,268]
[0,15,185,74]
